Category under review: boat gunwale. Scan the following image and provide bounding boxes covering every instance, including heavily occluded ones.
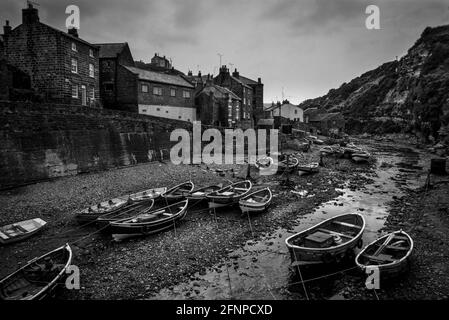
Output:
[239,187,272,207]
[206,180,253,201]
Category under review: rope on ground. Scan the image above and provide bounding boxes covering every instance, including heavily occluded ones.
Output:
[291,249,310,300]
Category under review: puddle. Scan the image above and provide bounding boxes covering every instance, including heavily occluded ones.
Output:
[152,147,428,300]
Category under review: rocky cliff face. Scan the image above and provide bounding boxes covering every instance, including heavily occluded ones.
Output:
[299,25,449,143]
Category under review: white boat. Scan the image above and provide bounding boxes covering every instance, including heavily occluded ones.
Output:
[285,213,365,266]
[239,188,272,213]
[352,152,371,163]
[0,218,47,245]
[207,180,252,209]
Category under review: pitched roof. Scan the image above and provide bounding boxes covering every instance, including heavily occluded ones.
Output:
[230,75,252,89]
[266,103,301,112]
[96,43,127,58]
[257,119,274,126]
[239,75,259,86]
[198,84,241,100]
[124,66,194,88]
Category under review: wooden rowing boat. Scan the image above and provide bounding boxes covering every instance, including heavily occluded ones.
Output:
[239,188,272,213]
[277,156,299,173]
[0,244,72,300]
[297,162,319,175]
[162,181,194,203]
[75,197,129,224]
[95,199,155,231]
[352,152,371,163]
[206,180,252,208]
[285,213,365,266]
[109,200,189,240]
[355,230,413,278]
[0,218,47,245]
[128,187,167,202]
[186,184,223,202]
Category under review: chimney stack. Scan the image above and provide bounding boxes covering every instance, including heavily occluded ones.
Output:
[258,77,261,84]
[188,70,193,76]
[68,27,79,38]
[22,3,39,24]
[3,20,11,36]
[232,68,239,78]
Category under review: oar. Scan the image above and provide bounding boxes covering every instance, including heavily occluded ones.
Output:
[373,233,395,256]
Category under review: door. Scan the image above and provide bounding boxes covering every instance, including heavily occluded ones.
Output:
[81,85,87,106]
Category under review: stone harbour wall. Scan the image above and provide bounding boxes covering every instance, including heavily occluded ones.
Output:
[0,101,192,189]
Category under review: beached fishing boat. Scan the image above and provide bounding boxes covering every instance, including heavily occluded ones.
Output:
[255,156,274,170]
[297,162,320,175]
[0,244,72,300]
[109,200,189,240]
[239,188,272,213]
[75,197,129,224]
[277,156,299,173]
[128,187,167,202]
[319,146,334,157]
[186,184,223,202]
[355,230,413,278]
[206,180,252,208]
[162,181,194,203]
[96,199,155,231]
[0,218,47,245]
[285,213,365,266]
[352,152,371,163]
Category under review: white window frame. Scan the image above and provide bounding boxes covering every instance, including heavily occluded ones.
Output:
[183,90,191,98]
[71,42,77,52]
[153,87,162,96]
[89,63,94,78]
[71,84,78,98]
[170,88,176,97]
[71,58,78,74]
[90,87,95,100]
[142,84,149,93]
[89,49,94,57]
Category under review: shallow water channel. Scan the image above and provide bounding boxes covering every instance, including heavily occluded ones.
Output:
[153,145,427,300]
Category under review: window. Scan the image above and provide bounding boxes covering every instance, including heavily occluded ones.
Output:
[89,49,94,57]
[153,87,162,95]
[183,90,191,98]
[89,64,94,78]
[142,109,147,112]
[170,88,176,97]
[295,109,298,114]
[71,58,78,73]
[243,97,246,105]
[142,84,149,93]
[156,108,160,111]
[228,105,233,117]
[71,42,77,52]
[71,85,78,98]
[90,87,95,100]
[235,105,240,120]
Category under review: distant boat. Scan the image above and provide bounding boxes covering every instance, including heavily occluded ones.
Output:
[297,162,319,175]
[96,199,155,231]
[0,244,72,300]
[186,184,223,202]
[128,187,167,202]
[352,152,371,163]
[207,180,252,209]
[239,188,272,213]
[0,218,47,245]
[355,230,413,278]
[162,181,194,203]
[285,213,365,266]
[109,200,189,240]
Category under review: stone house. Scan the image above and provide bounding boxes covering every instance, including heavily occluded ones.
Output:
[2,4,100,106]
[307,112,345,136]
[96,43,135,110]
[116,65,196,122]
[195,79,242,127]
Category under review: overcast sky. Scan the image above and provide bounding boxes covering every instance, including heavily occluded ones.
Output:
[1,0,449,103]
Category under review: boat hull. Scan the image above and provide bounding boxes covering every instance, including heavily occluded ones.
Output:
[0,218,47,245]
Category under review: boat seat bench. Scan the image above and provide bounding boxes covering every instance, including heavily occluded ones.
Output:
[316,228,353,239]
[362,253,395,263]
[331,221,362,230]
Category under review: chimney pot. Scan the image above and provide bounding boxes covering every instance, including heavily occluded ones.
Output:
[22,4,40,24]
[68,27,79,38]
[3,20,12,36]
[258,77,261,84]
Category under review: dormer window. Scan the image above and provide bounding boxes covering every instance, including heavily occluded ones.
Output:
[71,42,77,52]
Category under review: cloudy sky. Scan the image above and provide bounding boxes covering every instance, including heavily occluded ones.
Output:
[1,0,449,103]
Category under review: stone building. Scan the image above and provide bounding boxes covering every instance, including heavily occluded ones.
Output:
[213,65,262,129]
[96,43,135,109]
[2,4,100,106]
[116,65,196,121]
[307,111,345,136]
[195,78,242,127]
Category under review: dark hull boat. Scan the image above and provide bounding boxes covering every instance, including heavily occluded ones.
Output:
[162,181,194,203]
[239,188,272,213]
[96,199,155,231]
[75,197,129,224]
[109,200,189,240]
[206,180,252,209]
[186,184,223,202]
[0,244,72,300]
[355,230,413,278]
[0,218,47,245]
[297,162,319,175]
[285,213,365,266]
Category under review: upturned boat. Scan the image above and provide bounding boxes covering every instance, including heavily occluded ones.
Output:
[285,213,365,266]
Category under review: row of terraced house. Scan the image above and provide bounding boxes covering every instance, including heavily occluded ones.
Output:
[0,4,264,129]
